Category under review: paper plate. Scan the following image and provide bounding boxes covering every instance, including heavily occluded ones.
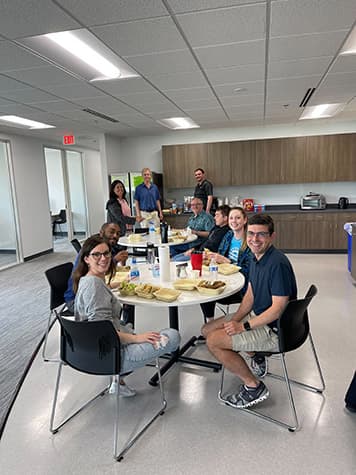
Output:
[218,264,241,275]
[153,288,181,302]
[173,279,200,290]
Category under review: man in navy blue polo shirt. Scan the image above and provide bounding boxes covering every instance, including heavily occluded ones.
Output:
[134,167,163,227]
[202,214,297,409]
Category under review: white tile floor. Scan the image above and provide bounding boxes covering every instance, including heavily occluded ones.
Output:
[1,254,355,475]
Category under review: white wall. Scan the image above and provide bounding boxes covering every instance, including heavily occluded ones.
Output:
[82,149,105,234]
[117,119,356,206]
[0,130,104,259]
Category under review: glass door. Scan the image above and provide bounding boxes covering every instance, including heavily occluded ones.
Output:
[44,147,88,244]
[0,140,20,269]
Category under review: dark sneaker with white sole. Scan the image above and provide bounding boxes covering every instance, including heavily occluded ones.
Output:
[223,382,269,409]
[251,355,268,378]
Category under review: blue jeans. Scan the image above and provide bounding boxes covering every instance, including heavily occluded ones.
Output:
[173,253,190,262]
[120,328,180,374]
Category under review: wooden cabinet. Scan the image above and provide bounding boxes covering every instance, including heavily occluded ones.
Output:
[162,133,356,188]
[230,140,256,185]
[207,142,231,186]
[268,211,353,251]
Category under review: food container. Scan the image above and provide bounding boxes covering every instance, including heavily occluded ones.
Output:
[242,198,254,212]
[253,204,266,213]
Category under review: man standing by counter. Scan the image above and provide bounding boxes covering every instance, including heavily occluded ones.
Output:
[134,167,163,227]
[194,168,214,214]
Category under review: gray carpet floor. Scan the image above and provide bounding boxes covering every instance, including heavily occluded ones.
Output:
[0,241,75,430]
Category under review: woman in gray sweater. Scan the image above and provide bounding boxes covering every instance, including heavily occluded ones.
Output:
[73,235,180,394]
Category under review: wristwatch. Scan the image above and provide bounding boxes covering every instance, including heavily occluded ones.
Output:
[243,321,251,331]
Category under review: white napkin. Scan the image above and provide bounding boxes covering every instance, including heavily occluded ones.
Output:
[158,245,170,282]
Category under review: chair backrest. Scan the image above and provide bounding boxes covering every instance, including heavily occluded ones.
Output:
[135,227,149,234]
[70,238,82,253]
[45,262,73,310]
[277,284,318,353]
[58,316,121,375]
[59,209,67,223]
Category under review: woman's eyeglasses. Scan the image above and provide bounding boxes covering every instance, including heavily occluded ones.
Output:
[89,251,111,259]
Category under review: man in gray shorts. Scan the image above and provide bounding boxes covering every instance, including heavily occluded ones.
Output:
[201,214,297,409]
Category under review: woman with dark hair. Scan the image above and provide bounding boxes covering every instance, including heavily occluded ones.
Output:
[106,180,138,236]
[73,235,180,396]
[200,207,252,325]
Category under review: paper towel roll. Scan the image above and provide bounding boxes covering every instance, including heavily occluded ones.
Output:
[158,245,170,282]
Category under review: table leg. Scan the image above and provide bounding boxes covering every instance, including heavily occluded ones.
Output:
[149,306,221,386]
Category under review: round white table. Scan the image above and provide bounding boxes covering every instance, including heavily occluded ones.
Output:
[118,233,197,248]
[115,263,245,385]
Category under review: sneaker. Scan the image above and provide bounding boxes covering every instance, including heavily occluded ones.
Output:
[224,382,269,409]
[251,355,268,378]
[195,335,206,344]
[119,383,136,397]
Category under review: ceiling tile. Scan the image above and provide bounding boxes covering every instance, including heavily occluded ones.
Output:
[269,57,333,79]
[145,70,207,90]
[215,81,264,96]
[267,76,322,101]
[194,40,265,69]
[330,55,356,74]
[5,66,80,88]
[124,49,199,75]
[206,63,264,85]
[41,83,108,100]
[56,0,168,25]
[0,0,80,39]
[163,87,215,101]
[92,17,186,56]
[167,0,265,14]
[269,30,348,61]
[271,0,356,37]
[95,78,156,96]
[0,41,48,72]
[0,75,32,92]
[220,94,264,107]
[177,3,266,47]
[3,88,59,104]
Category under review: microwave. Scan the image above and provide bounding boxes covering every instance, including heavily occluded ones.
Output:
[300,192,326,210]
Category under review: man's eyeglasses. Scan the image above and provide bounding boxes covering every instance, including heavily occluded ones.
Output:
[247,231,270,238]
[89,251,111,259]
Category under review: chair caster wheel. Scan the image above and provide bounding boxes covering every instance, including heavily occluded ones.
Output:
[160,411,165,416]
[117,456,124,462]
[288,428,295,432]
[213,368,220,373]
[149,380,158,387]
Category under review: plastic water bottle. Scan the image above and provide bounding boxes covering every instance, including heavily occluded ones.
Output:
[149,221,155,238]
[129,257,140,281]
[209,256,218,281]
[146,242,155,268]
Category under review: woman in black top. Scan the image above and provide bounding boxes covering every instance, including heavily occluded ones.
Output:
[106,180,138,236]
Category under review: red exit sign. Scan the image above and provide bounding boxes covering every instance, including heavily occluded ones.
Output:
[63,135,75,145]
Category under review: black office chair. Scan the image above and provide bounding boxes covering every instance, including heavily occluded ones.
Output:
[42,262,73,362]
[52,209,67,237]
[70,238,82,253]
[50,316,166,462]
[218,285,325,431]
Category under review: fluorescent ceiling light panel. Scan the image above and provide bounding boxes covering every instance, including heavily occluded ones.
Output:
[340,25,356,55]
[20,29,139,81]
[299,103,345,120]
[45,32,120,79]
[157,117,200,130]
[0,115,55,129]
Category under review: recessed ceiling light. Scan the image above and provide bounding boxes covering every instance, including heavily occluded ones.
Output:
[20,29,139,82]
[45,31,121,80]
[340,25,356,55]
[299,103,345,120]
[157,117,200,130]
[0,115,55,129]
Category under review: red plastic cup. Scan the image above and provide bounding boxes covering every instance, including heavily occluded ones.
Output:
[191,251,203,276]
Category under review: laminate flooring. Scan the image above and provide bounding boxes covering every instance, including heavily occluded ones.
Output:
[1,254,356,474]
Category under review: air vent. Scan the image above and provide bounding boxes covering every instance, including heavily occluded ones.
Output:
[82,108,119,123]
[299,88,316,108]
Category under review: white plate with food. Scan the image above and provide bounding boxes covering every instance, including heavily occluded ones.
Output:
[218,264,241,275]
[135,283,161,299]
[196,280,226,296]
[173,278,200,290]
[153,288,181,302]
